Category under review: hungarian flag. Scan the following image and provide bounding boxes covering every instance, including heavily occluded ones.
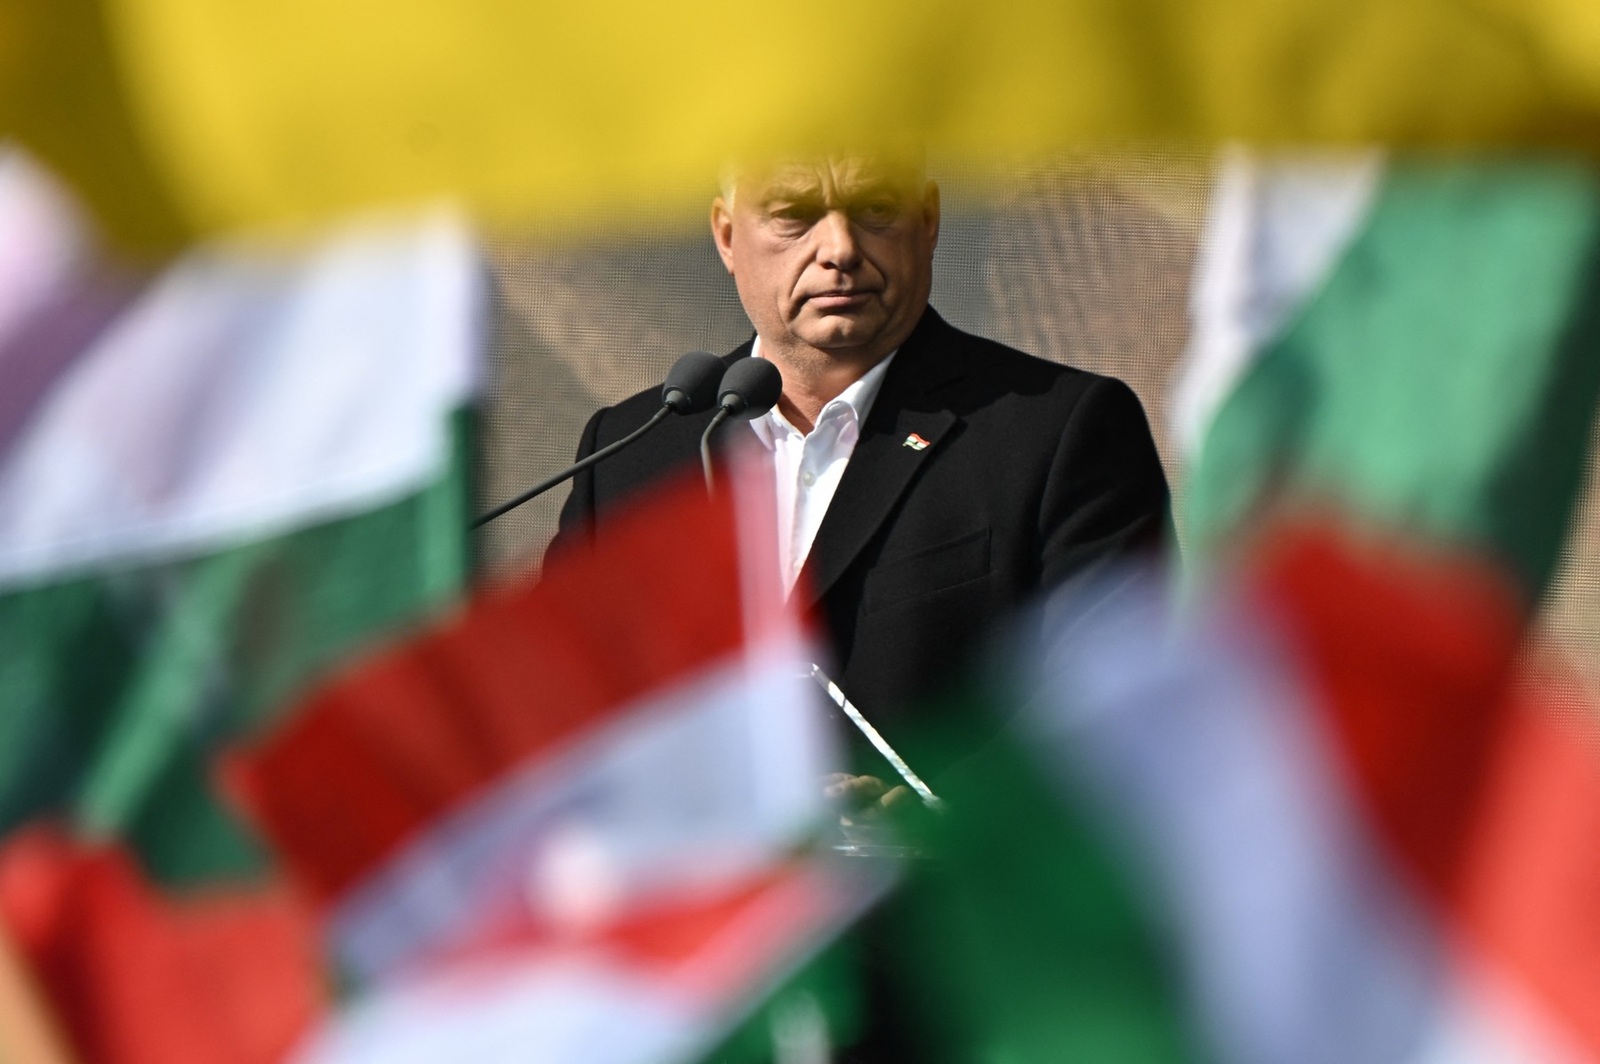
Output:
[0,147,480,1060]
[871,152,1600,1059]
[1177,150,1600,597]
[225,470,887,1064]
[0,825,323,1064]
[885,521,1600,1062]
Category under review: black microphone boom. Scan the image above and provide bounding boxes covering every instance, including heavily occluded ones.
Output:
[700,358,783,490]
[473,351,724,528]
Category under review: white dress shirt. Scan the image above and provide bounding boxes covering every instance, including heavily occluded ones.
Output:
[748,340,897,595]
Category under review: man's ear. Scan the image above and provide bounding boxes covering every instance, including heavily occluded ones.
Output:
[923,181,941,250]
[710,197,737,274]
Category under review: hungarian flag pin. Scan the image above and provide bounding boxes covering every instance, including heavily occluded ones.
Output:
[903,432,931,451]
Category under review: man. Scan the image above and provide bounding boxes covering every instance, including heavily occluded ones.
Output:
[553,153,1169,780]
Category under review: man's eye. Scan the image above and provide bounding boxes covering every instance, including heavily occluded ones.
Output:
[853,198,902,226]
[768,202,821,227]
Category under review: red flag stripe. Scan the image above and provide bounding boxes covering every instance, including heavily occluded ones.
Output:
[407,858,876,1004]
[1254,521,1600,1054]
[0,826,322,1064]
[1456,682,1600,1053]
[1253,522,1524,895]
[225,474,754,903]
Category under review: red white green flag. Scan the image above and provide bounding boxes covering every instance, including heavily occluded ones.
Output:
[1177,150,1600,596]
[850,149,1600,1062]
[0,147,480,1062]
[227,472,887,1064]
[885,521,1600,1062]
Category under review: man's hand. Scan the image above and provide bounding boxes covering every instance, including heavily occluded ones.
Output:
[824,772,888,811]
[822,773,919,832]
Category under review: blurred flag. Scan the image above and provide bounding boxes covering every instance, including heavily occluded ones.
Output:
[1177,151,1600,595]
[0,149,481,1058]
[889,523,1600,1062]
[0,150,480,884]
[0,825,321,1064]
[225,472,886,1064]
[6,0,1600,248]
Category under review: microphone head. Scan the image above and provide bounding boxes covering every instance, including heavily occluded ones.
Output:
[717,358,783,419]
[660,350,724,414]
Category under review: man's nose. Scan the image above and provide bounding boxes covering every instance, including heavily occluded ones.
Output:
[814,210,861,271]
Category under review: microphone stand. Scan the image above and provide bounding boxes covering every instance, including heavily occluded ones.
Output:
[699,408,734,492]
[699,358,782,493]
[809,664,944,812]
[472,405,673,528]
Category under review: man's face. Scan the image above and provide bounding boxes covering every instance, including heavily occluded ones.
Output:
[711,157,940,365]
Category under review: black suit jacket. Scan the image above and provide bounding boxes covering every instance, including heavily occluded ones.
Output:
[553,308,1169,763]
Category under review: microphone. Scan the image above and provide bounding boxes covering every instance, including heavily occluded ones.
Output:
[700,358,783,489]
[473,351,724,528]
[660,350,725,414]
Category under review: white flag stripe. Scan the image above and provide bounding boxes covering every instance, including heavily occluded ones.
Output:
[1174,146,1385,459]
[1024,573,1542,1064]
[328,637,836,982]
[294,956,700,1064]
[1411,956,1588,1064]
[0,206,480,590]
[298,860,887,1064]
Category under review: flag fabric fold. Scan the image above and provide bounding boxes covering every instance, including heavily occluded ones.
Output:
[8,0,1600,248]
[1179,151,1600,597]
[0,824,323,1064]
[892,523,1600,1063]
[0,151,483,1061]
[227,471,888,1063]
[0,152,482,886]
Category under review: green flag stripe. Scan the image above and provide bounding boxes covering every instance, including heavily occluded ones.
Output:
[0,415,473,887]
[78,546,256,840]
[1186,159,1600,595]
[887,682,1197,1062]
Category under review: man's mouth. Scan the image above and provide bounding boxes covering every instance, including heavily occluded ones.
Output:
[806,290,876,309]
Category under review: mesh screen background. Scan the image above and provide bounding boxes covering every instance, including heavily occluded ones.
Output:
[478,154,1600,732]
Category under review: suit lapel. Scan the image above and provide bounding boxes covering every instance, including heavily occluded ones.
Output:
[801,311,965,606]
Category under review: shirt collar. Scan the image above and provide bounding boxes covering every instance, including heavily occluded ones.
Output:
[747,337,898,448]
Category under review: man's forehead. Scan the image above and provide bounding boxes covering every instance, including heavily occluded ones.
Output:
[737,156,924,199]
